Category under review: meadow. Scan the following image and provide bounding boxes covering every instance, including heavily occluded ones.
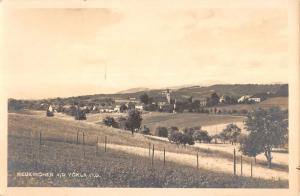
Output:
[7,111,288,187]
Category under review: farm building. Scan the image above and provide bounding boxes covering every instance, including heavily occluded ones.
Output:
[114,105,121,112]
[237,95,252,103]
[135,104,144,111]
[46,105,54,117]
[99,106,114,113]
[161,89,171,104]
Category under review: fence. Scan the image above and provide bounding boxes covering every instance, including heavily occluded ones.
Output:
[27,129,258,179]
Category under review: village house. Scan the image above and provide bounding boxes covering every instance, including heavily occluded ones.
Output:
[114,105,121,113]
[248,93,268,103]
[237,95,252,103]
[219,95,226,103]
[135,104,144,111]
[99,105,114,113]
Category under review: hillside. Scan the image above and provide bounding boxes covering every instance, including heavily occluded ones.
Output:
[117,87,150,94]
[9,84,288,103]
[8,112,288,187]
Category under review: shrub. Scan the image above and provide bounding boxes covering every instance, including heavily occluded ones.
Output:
[103,116,118,128]
[140,125,150,135]
[168,130,195,145]
[155,126,168,137]
[193,130,212,143]
[117,117,128,130]
[181,134,195,145]
[74,109,86,120]
[168,131,183,144]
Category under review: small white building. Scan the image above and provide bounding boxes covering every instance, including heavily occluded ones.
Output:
[248,97,261,102]
[114,105,121,113]
[219,96,226,103]
[238,95,251,103]
[135,105,144,111]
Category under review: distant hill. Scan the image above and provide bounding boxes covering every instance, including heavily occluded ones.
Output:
[117,87,150,94]
[9,84,288,105]
[112,84,288,100]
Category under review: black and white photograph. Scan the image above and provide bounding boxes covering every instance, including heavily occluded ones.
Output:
[0,0,299,195]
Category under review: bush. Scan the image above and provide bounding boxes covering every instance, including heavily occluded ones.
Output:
[193,130,212,143]
[46,110,54,117]
[103,116,119,128]
[74,109,86,120]
[181,134,195,145]
[140,125,150,135]
[168,130,195,145]
[155,126,168,137]
[117,117,128,130]
[168,131,183,144]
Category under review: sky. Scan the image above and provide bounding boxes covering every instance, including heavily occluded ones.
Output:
[2,1,289,99]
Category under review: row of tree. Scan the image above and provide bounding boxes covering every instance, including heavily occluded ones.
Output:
[102,107,287,168]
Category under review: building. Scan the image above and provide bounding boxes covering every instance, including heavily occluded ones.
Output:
[135,104,144,111]
[199,97,207,107]
[99,106,114,113]
[219,96,226,103]
[114,105,121,113]
[248,97,261,102]
[237,95,252,103]
[161,89,171,104]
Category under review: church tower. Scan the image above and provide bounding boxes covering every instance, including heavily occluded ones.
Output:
[166,89,171,104]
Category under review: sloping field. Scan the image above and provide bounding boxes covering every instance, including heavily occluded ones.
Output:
[8,135,287,188]
[206,97,288,112]
[7,112,288,187]
[141,112,244,133]
[258,97,288,110]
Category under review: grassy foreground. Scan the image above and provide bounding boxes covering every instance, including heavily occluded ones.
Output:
[7,112,288,188]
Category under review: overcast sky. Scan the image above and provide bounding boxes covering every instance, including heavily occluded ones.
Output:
[2,1,288,99]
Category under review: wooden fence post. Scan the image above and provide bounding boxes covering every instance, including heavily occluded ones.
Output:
[233,148,236,175]
[39,131,42,146]
[251,159,253,178]
[151,144,154,168]
[82,132,85,145]
[163,147,165,167]
[105,136,107,152]
[240,155,243,176]
[82,132,85,158]
[149,143,151,158]
[76,130,79,144]
[197,152,199,169]
[96,136,98,156]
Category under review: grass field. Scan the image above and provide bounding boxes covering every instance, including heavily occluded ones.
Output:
[7,111,288,187]
[206,97,288,112]
[141,112,245,133]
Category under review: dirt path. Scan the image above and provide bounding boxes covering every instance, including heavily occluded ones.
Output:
[98,143,288,181]
[144,135,288,166]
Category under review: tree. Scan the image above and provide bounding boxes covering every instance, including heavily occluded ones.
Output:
[207,93,220,106]
[139,93,149,105]
[221,123,241,145]
[120,104,128,113]
[193,130,212,143]
[241,107,288,168]
[127,102,136,110]
[126,109,143,134]
[238,134,262,164]
[155,126,168,137]
[74,108,86,120]
[168,131,183,144]
[168,130,195,145]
